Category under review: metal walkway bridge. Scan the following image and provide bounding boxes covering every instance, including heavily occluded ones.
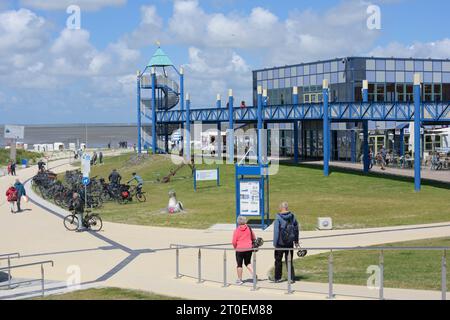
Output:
[157,101,450,124]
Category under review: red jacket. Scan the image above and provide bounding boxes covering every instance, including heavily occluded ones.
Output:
[232,225,255,251]
[6,187,18,202]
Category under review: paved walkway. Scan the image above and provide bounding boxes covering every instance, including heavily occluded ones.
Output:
[303,160,450,184]
[0,158,449,300]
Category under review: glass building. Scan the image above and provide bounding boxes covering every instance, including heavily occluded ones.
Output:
[252,57,450,161]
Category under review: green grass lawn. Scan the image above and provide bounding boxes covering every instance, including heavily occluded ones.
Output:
[36,287,181,300]
[275,237,450,291]
[84,154,450,230]
[0,148,43,166]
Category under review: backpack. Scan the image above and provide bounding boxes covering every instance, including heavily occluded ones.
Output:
[8,188,18,202]
[279,215,297,246]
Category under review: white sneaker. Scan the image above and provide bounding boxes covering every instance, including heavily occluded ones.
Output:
[235,279,244,285]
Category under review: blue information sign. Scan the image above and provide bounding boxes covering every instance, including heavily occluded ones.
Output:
[82,177,91,186]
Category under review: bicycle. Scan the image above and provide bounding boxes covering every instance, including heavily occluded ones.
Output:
[117,184,146,204]
[64,210,103,232]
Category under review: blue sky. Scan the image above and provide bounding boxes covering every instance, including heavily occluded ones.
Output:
[0,0,449,124]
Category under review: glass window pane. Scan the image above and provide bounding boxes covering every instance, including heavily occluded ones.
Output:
[396,71,405,82]
[338,60,346,71]
[386,60,395,70]
[405,72,414,82]
[279,68,285,78]
[324,62,331,73]
[386,71,395,82]
[304,76,310,86]
[396,60,405,70]
[291,67,297,77]
[376,71,385,82]
[339,72,346,83]
[324,73,331,83]
[310,75,317,86]
[367,71,376,82]
[304,65,310,75]
[376,60,386,70]
[433,72,442,83]
[424,72,433,83]
[279,78,285,88]
[263,80,268,89]
[285,68,291,78]
[297,66,304,76]
[267,69,273,79]
[366,59,376,70]
[257,72,262,81]
[285,77,291,88]
[317,73,324,85]
[317,63,324,74]
[274,79,279,89]
[443,62,450,72]
[273,69,279,78]
[405,61,414,71]
[331,73,338,84]
[262,71,268,80]
[331,61,338,72]
[297,76,304,86]
[291,77,297,87]
[443,73,450,83]
[310,64,317,74]
[433,61,442,72]
[424,61,432,72]
[268,80,273,89]
[414,61,424,72]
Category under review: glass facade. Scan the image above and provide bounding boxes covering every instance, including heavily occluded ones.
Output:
[253,57,450,106]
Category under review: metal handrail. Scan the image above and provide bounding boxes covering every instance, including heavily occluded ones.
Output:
[170,244,449,300]
[0,260,54,298]
[0,253,20,260]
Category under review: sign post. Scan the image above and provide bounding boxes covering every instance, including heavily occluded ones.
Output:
[235,164,269,230]
[4,125,25,163]
[80,153,91,231]
[193,168,220,191]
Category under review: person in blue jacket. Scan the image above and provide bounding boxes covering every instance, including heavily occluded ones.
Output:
[14,179,26,213]
[272,202,299,283]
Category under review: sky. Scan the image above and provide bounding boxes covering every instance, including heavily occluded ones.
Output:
[0,0,449,124]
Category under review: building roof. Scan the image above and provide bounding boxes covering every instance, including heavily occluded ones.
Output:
[147,47,174,67]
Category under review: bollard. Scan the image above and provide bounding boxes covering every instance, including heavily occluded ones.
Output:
[175,247,180,279]
[223,250,228,287]
[442,250,447,301]
[379,250,384,300]
[327,250,334,299]
[197,249,202,284]
[41,264,45,297]
[251,250,257,291]
[7,257,11,289]
[287,251,293,295]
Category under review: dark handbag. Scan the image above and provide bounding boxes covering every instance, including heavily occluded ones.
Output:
[248,226,264,251]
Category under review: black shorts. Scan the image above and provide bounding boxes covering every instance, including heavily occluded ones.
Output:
[236,251,253,268]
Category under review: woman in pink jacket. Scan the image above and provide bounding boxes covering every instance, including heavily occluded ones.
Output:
[232,216,256,285]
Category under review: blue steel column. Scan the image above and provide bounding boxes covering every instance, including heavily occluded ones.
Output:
[137,70,142,154]
[151,67,157,154]
[351,130,356,163]
[293,87,299,163]
[362,80,370,173]
[400,128,405,157]
[217,94,222,159]
[185,93,191,162]
[257,86,263,165]
[323,80,330,176]
[227,90,234,163]
[414,74,422,191]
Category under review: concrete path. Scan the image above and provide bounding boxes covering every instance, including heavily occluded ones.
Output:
[303,160,450,184]
[0,158,449,300]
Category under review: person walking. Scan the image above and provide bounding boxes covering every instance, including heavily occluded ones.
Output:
[368,148,374,170]
[99,151,104,165]
[10,161,16,176]
[6,184,18,213]
[272,202,299,283]
[14,179,26,213]
[232,216,256,285]
[7,161,12,176]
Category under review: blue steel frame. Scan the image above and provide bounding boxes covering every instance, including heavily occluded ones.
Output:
[156,102,450,124]
[235,164,270,230]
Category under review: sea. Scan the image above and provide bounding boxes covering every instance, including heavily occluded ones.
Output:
[0,124,138,149]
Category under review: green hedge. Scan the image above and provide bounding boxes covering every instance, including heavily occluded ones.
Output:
[0,149,43,166]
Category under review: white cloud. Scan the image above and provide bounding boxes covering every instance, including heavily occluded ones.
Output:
[20,0,127,11]
[369,39,450,59]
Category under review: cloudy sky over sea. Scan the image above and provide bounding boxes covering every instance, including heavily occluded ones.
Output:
[0,0,449,124]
